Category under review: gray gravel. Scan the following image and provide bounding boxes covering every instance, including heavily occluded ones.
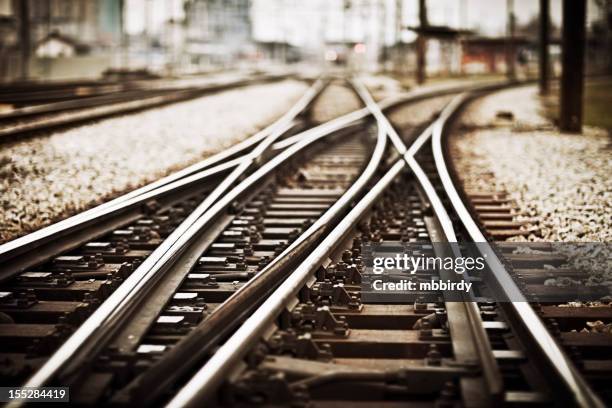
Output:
[459,85,553,130]
[451,85,611,242]
[450,85,611,294]
[360,75,405,102]
[387,94,455,132]
[310,82,362,123]
[0,79,308,243]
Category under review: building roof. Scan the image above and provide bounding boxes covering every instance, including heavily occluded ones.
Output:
[406,25,471,39]
[462,36,530,46]
[254,40,294,47]
[36,30,90,54]
[325,40,360,46]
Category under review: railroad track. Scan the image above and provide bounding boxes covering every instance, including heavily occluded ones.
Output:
[0,76,384,394]
[2,78,607,407]
[0,77,331,384]
[160,83,606,407]
[0,79,145,106]
[0,72,290,142]
[430,94,612,405]
[0,77,465,403]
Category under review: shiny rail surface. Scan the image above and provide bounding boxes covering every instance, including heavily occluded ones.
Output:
[167,80,605,408]
[164,80,494,407]
[0,78,328,394]
[5,79,408,403]
[0,79,326,281]
[8,80,377,405]
[7,78,595,408]
[430,91,605,408]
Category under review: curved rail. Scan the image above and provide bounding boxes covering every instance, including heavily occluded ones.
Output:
[168,142,403,408]
[15,81,368,397]
[119,81,510,405]
[168,79,602,407]
[0,79,326,281]
[113,116,387,405]
[431,92,605,408]
[167,80,505,406]
[8,79,522,407]
[0,72,292,140]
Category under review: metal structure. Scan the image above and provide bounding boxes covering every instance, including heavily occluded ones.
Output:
[416,0,428,85]
[560,0,587,133]
[506,0,516,79]
[0,72,289,141]
[539,0,550,95]
[162,79,607,408]
[0,75,608,407]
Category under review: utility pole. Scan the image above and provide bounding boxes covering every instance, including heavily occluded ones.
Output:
[539,0,550,94]
[559,0,587,133]
[416,0,428,85]
[379,1,387,70]
[119,0,129,70]
[343,0,350,46]
[145,0,152,69]
[18,0,31,80]
[395,0,402,73]
[506,0,516,79]
[460,0,468,75]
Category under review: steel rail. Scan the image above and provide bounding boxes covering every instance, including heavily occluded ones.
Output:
[0,89,175,120]
[116,81,501,404]
[112,119,387,405]
[273,78,505,152]
[363,80,603,406]
[0,73,294,138]
[12,83,362,400]
[8,79,503,405]
[0,158,239,282]
[431,92,605,408]
[167,152,405,408]
[353,77,504,403]
[272,107,369,150]
[0,72,308,121]
[0,79,326,279]
[170,81,515,407]
[350,79,458,241]
[349,80,408,155]
[11,79,324,391]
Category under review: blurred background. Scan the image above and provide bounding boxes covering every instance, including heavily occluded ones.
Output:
[0,0,610,82]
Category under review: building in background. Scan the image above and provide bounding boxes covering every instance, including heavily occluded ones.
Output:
[0,0,18,81]
[184,0,253,70]
[0,0,123,81]
[1,0,610,82]
[250,0,390,70]
[586,0,612,74]
[35,30,90,58]
[250,0,303,65]
[461,36,529,75]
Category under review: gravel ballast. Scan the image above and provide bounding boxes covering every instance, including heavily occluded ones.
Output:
[450,85,611,293]
[387,94,455,133]
[0,79,308,243]
[360,75,405,102]
[451,85,611,242]
[309,82,362,123]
